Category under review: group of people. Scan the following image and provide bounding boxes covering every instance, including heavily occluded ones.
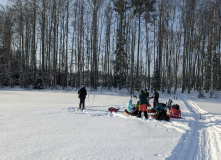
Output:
[77,86,160,119]
[126,89,159,119]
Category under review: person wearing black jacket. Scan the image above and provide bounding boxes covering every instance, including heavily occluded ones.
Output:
[144,89,149,105]
[150,89,159,108]
[144,89,149,97]
[78,86,87,110]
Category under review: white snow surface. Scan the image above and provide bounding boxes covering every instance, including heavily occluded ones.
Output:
[0,87,221,160]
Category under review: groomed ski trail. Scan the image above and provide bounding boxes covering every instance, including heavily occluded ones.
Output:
[166,94,221,160]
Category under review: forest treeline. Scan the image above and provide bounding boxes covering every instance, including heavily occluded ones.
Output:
[0,0,220,95]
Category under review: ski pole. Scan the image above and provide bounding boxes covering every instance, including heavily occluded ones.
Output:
[88,94,90,109]
[91,95,95,109]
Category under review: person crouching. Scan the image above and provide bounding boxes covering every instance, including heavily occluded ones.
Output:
[125,99,138,115]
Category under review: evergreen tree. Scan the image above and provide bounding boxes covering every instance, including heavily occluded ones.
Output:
[130,0,156,89]
[151,59,161,90]
[112,0,129,89]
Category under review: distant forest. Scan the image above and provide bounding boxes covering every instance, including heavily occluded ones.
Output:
[0,0,220,95]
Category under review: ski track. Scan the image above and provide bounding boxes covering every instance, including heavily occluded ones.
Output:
[166,94,221,160]
[67,96,221,160]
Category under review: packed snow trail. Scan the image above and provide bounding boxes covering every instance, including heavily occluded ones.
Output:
[166,94,221,160]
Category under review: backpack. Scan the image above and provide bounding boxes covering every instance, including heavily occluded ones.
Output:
[156,110,169,121]
[172,104,180,110]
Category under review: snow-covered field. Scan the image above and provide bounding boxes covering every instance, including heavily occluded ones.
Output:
[1,88,221,160]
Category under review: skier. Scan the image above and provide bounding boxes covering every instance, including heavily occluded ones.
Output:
[78,86,87,110]
[137,90,148,119]
[150,89,159,108]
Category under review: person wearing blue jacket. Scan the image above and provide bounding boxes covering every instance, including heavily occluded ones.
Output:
[126,99,134,113]
[125,99,138,115]
[155,102,166,112]
[154,102,169,121]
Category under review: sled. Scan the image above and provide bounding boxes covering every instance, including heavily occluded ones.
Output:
[169,108,181,118]
[147,109,156,113]
[151,112,170,121]
[108,107,119,113]
[169,115,182,118]
[147,107,156,113]
[147,103,151,107]
[123,111,136,116]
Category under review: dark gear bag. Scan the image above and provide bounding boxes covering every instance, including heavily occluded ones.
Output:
[172,104,180,110]
[156,110,169,121]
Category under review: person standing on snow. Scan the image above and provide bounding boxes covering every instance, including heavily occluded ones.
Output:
[78,86,87,110]
[137,90,148,119]
[144,89,149,98]
[144,89,149,105]
[150,89,159,108]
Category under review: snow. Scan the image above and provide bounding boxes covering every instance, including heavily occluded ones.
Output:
[0,88,221,160]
